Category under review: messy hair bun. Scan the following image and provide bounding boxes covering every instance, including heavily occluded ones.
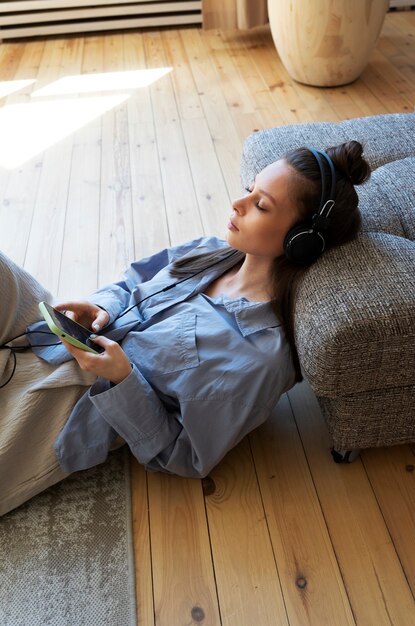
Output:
[326,140,371,186]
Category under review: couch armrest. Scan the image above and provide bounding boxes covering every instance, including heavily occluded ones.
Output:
[295,232,415,397]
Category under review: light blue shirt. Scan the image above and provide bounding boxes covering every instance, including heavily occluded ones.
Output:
[28,237,296,478]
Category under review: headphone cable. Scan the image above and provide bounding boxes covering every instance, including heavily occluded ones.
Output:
[0,331,61,389]
[113,249,239,322]
[0,249,239,389]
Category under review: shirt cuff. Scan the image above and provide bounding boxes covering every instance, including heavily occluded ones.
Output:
[88,365,180,463]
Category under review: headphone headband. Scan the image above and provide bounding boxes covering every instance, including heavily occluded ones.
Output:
[283,146,337,266]
[306,147,336,210]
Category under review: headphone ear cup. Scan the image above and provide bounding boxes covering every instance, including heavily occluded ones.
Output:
[284,223,326,266]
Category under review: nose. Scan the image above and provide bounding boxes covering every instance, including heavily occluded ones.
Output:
[232,194,247,214]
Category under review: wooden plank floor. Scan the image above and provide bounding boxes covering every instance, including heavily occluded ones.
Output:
[0,10,414,625]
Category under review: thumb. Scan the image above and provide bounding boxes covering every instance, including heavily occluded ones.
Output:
[92,309,109,332]
[88,334,112,347]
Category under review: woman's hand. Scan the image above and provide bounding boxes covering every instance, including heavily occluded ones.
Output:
[54,300,110,332]
[61,335,132,385]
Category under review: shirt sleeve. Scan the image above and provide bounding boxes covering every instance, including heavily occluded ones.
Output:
[88,364,272,478]
[89,237,212,323]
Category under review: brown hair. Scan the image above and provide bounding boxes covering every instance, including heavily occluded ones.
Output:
[170,140,371,382]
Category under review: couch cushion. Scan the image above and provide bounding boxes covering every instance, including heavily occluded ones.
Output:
[294,232,415,396]
[358,156,415,239]
[240,112,415,189]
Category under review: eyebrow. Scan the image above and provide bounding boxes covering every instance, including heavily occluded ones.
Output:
[253,176,277,207]
[258,188,277,206]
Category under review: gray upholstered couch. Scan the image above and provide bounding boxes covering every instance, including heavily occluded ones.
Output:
[240,113,415,461]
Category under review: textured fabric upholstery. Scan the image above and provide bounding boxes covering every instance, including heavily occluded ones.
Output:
[240,113,415,186]
[241,113,415,452]
[295,233,415,395]
[358,156,415,238]
[319,385,415,449]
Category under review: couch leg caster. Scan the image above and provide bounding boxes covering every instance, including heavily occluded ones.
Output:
[331,448,360,464]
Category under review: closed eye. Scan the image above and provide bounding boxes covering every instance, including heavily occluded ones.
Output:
[245,186,267,211]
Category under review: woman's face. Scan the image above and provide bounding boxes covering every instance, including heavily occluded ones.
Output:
[226,159,300,258]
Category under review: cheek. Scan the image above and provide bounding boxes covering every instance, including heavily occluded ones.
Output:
[260,224,288,255]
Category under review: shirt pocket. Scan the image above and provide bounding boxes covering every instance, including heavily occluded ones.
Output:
[126,312,200,376]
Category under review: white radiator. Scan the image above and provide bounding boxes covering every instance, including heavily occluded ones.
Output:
[389,0,414,6]
[0,0,202,39]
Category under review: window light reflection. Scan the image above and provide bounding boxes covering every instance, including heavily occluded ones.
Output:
[0,79,36,99]
[0,95,129,169]
[31,68,172,97]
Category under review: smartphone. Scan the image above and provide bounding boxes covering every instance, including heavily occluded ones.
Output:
[38,301,105,354]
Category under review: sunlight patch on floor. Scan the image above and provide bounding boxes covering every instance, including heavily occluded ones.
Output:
[31,68,172,97]
[0,95,128,169]
[0,79,36,99]
[0,68,172,169]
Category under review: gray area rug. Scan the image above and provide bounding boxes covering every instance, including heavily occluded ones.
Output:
[0,448,137,626]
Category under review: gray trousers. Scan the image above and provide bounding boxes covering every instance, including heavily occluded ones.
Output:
[0,252,98,516]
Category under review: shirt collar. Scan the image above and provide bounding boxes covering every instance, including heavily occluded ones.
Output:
[189,253,281,336]
[142,251,281,336]
[219,298,281,337]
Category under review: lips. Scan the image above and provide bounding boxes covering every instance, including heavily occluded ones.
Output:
[227,218,239,232]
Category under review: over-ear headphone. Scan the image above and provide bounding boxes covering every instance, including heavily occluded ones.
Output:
[284,147,336,266]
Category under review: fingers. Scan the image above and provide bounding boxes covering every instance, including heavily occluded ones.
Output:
[54,301,109,330]
[61,337,105,368]
[62,335,131,384]
[55,301,82,312]
[91,310,110,332]
[88,335,115,352]
[54,301,82,322]
[88,334,109,345]
[63,334,114,356]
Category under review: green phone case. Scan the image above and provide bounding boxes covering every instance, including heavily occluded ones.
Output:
[38,301,99,354]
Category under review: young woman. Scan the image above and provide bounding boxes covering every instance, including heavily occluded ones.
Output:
[0,140,370,516]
